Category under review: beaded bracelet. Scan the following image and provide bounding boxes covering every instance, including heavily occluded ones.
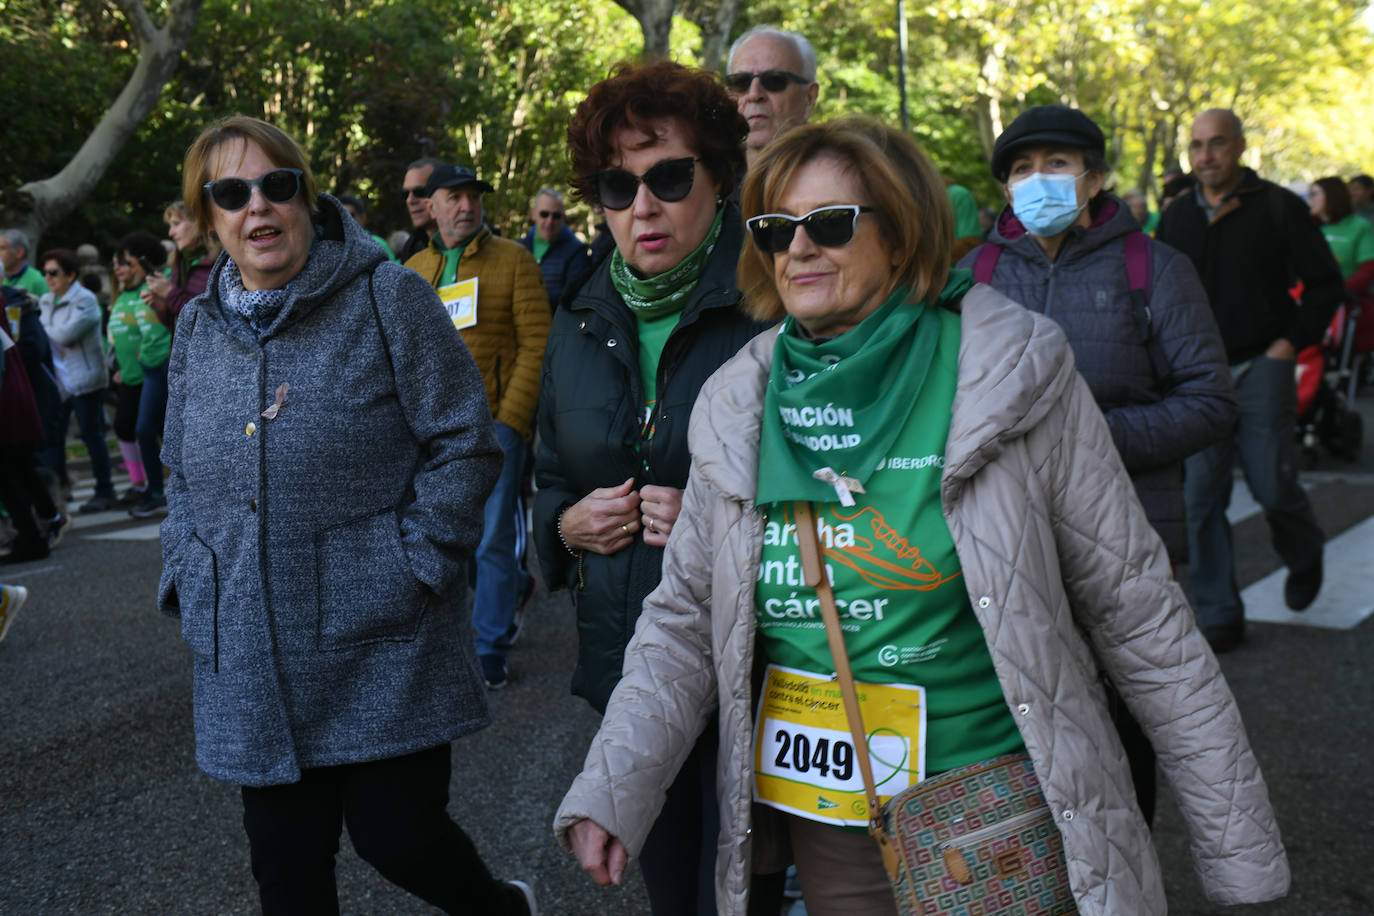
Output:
[556,504,582,557]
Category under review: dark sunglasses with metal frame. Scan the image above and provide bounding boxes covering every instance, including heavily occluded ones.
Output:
[724,70,809,94]
[538,210,564,220]
[746,205,875,254]
[592,157,700,211]
[203,168,304,212]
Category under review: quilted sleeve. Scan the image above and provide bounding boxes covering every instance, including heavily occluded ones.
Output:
[1045,373,1290,905]
[554,464,721,857]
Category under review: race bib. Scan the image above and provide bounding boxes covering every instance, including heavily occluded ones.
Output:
[753,664,925,826]
[437,277,478,330]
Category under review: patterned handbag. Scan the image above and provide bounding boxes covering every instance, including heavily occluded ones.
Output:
[792,502,1077,916]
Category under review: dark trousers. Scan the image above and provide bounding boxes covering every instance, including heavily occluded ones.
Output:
[639,723,721,916]
[135,362,167,495]
[240,744,522,916]
[39,391,115,496]
[113,381,141,443]
[1184,355,1324,629]
[0,446,59,544]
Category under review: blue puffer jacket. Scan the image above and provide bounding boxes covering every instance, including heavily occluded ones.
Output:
[958,197,1235,560]
[520,224,591,309]
[157,194,503,786]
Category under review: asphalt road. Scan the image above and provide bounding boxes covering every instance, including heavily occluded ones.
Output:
[3,433,1372,914]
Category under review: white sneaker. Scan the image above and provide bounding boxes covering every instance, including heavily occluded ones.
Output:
[508,879,537,916]
[0,585,29,643]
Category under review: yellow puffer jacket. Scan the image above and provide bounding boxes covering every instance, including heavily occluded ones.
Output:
[405,228,550,437]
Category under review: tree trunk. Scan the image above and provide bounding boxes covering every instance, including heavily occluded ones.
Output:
[611,0,676,60]
[3,0,202,250]
[698,0,744,73]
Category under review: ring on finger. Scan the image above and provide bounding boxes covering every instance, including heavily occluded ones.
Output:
[621,524,629,534]
[648,518,657,533]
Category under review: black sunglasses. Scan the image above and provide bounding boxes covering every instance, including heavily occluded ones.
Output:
[725,70,809,94]
[538,210,564,220]
[746,205,875,254]
[592,157,700,211]
[404,186,428,199]
[43,268,64,277]
[203,168,304,211]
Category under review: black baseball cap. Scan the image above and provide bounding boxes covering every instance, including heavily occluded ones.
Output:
[991,105,1105,182]
[424,163,495,196]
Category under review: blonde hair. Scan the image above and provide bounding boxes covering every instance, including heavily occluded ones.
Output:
[182,116,318,238]
[738,116,952,322]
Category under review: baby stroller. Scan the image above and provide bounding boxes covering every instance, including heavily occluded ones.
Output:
[1296,296,1364,467]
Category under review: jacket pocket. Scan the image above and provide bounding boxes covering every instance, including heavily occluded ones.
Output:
[315,507,425,650]
[177,532,219,667]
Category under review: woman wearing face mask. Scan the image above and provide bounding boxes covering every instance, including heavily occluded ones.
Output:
[958,105,1237,823]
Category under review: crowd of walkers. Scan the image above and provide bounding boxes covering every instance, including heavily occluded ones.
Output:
[5,25,1374,916]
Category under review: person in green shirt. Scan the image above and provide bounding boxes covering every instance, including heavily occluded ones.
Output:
[1309,177,1374,278]
[0,229,49,299]
[114,231,173,518]
[338,194,397,261]
[108,253,150,506]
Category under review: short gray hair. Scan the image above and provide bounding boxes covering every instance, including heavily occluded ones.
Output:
[727,26,817,82]
[1,228,30,256]
[531,187,565,208]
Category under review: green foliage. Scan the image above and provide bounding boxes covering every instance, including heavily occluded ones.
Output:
[6,0,1374,254]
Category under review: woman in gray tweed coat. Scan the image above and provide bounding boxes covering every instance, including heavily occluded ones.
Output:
[157,116,535,915]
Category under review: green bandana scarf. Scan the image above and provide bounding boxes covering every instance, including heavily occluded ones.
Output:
[610,205,725,319]
[756,270,975,506]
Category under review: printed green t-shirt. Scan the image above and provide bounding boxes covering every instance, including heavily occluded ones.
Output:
[754,306,1024,777]
[108,289,145,386]
[132,287,172,368]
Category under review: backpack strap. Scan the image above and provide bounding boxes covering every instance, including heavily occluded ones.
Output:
[971,243,1002,284]
[1123,231,1172,389]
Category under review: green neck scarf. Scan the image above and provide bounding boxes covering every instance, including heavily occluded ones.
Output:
[756,270,975,506]
[610,205,724,319]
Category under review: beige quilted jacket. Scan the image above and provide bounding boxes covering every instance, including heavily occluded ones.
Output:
[555,285,1288,915]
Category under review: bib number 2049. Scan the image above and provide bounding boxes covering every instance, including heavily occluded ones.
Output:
[773,728,854,781]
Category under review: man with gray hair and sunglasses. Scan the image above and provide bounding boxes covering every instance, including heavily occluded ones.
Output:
[725,26,819,168]
[519,187,589,310]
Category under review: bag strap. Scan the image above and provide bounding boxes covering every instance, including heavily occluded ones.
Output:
[792,500,902,882]
[971,242,1002,284]
[1122,231,1172,389]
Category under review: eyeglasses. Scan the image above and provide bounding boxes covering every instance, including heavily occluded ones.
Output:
[746,205,875,253]
[202,168,304,211]
[538,210,564,220]
[592,157,700,211]
[404,186,428,199]
[43,268,64,277]
[724,70,809,94]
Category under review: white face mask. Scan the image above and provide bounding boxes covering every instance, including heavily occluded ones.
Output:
[1009,171,1087,237]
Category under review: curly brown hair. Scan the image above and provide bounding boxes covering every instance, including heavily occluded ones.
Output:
[567,60,747,205]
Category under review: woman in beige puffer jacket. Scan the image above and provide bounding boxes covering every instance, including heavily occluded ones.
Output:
[556,119,1287,916]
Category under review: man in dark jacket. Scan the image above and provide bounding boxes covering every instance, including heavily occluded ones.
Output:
[396,157,443,263]
[518,187,590,309]
[1157,108,1344,652]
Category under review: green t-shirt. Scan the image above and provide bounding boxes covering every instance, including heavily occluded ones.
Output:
[1320,214,1374,279]
[755,307,1024,776]
[947,185,983,239]
[532,235,552,263]
[132,286,172,368]
[635,310,681,469]
[8,265,47,300]
[108,290,145,386]
[438,243,466,286]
